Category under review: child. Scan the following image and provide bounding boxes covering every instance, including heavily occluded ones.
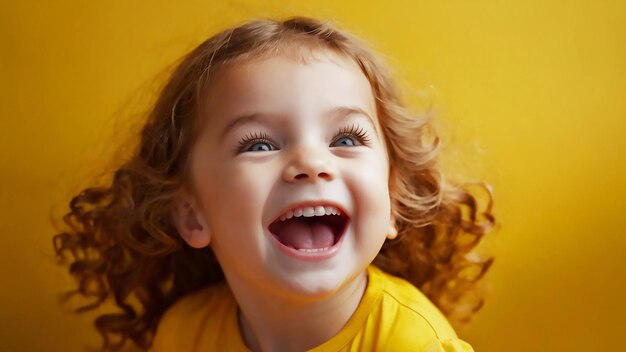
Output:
[54,16,494,352]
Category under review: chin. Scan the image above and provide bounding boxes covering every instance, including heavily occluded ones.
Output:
[272,265,360,300]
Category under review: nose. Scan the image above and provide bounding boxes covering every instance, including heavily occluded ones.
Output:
[282,145,337,183]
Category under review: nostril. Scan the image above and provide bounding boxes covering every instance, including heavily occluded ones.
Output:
[294,172,331,180]
[318,172,331,179]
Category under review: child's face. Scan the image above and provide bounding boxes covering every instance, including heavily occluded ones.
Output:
[183,51,394,298]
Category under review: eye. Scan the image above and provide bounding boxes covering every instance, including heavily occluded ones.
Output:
[333,137,357,146]
[245,142,274,152]
[330,124,371,147]
[237,132,277,153]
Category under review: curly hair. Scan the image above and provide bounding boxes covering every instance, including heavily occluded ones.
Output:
[53,16,495,350]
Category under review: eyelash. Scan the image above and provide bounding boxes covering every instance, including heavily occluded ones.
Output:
[336,124,372,146]
[236,124,372,153]
[236,131,274,153]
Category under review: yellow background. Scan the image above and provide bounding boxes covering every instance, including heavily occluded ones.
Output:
[2,1,625,351]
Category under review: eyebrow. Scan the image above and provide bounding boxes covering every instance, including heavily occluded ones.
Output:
[329,106,378,131]
[218,106,378,143]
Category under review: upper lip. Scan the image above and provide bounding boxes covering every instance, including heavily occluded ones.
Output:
[269,200,351,224]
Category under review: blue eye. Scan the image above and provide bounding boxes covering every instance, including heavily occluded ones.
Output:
[330,124,371,147]
[248,142,274,152]
[331,136,357,147]
[237,132,277,153]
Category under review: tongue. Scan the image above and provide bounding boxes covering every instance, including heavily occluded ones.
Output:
[276,218,335,250]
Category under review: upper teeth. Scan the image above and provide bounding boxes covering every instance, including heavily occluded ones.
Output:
[280,205,342,221]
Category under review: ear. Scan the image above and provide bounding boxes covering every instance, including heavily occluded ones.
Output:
[386,212,398,240]
[387,170,398,240]
[171,192,211,248]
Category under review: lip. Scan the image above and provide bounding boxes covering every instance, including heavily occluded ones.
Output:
[266,199,350,262]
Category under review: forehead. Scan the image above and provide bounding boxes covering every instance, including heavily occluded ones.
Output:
[200,51,379,131]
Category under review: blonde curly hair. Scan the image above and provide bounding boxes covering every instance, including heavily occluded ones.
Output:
[53,16,495,350]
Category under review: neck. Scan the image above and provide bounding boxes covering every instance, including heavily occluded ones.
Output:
[227,270,368,352]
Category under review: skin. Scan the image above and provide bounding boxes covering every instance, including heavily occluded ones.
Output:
[172,51,397,352]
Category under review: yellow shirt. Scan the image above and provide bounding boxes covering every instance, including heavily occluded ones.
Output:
[152,266,474,351]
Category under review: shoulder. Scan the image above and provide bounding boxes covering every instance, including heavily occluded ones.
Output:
[151,283,232,351]
[367,266,474,351]
[373,266,457,339]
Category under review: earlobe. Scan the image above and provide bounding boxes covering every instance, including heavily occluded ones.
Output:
[171,194,211,248]
[386,213,398,240]
[386,225,398,240]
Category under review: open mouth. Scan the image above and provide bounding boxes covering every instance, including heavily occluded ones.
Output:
[268,212,349,253]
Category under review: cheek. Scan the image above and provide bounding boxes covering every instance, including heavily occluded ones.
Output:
[347,154,391,229]
[358,175,391,224]
[361,151,390,194]
[202,163,274,234]
[347,168,391,264]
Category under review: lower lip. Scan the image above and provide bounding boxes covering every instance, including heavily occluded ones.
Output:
[269,225,347,263]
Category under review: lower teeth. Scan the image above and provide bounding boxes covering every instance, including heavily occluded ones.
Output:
[297,247,330,253]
